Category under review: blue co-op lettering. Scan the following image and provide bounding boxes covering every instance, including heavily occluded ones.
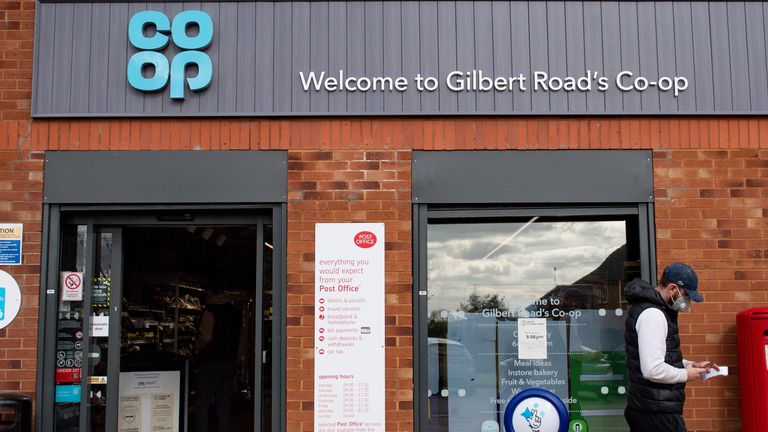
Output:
[127,10,213,99]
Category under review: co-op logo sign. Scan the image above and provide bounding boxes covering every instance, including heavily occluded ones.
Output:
[127,10,213,100]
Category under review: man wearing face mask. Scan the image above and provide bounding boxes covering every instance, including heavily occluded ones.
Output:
[623,263,719,431]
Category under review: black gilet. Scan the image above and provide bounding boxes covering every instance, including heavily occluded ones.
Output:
[198,303,241,363]
[624,278,686,414]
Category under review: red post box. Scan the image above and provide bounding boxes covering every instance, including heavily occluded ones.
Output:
[737,307,768,432]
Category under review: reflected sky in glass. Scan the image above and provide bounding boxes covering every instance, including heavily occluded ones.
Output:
[427,220,626,312]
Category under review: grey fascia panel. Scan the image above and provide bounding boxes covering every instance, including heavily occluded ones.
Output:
[33,1,768,117]
[412,150,653,204]
[43,151,288,204]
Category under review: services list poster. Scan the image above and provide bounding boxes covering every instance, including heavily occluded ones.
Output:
[314,223,385,432]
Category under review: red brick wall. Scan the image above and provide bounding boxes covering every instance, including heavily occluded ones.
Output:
[0,147,43,397]
[15,117,768,151]
[286,150,413,431]
[0,0,36,414]
[0,118,765,432]
[0,0,34,121]
[654,148,768,431]
[0,116,766,432]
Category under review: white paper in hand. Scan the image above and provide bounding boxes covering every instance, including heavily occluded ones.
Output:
[701,366,728,381]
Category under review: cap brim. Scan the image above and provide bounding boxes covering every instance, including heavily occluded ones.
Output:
[685,288,703,302]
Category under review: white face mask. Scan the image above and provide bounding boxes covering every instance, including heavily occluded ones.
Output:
[670,287,691,312]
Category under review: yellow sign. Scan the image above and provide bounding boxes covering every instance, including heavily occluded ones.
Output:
[0,224,21,239]
[89,376,108,385]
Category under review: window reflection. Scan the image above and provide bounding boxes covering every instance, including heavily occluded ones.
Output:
[427,217,639,432]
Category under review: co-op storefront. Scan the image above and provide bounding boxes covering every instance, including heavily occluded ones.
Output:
[6,1,764,431]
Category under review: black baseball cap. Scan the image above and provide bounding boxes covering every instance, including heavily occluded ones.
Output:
[662,263,702,302]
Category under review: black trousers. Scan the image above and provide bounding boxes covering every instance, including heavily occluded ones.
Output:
[625,406,687,432]
[195,360,237,432]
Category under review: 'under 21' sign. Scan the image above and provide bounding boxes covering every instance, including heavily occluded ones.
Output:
[127,10,213,100]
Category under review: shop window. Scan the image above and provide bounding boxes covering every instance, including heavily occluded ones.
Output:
[421,210,646,432]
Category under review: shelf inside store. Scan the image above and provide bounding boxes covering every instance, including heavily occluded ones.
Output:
[126,339,157,345]
[171,283,205,292]
[125,306,164,314]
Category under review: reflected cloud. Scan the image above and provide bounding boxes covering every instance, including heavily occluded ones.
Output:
[428,221,626,311]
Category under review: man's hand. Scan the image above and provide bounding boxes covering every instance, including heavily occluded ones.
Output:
[692,360,720,371]
[685,363,707,381]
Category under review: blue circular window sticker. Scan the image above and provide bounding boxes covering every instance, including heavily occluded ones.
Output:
[503,388,569,432]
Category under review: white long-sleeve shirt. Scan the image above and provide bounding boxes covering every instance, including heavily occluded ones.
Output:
[635,307,688,384]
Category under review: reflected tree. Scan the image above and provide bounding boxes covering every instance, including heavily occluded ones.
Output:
[429,290,511,337]
[459,291,508,313]
[427,310,447,337]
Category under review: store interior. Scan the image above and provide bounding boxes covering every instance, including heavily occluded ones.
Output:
[120,225,272,432]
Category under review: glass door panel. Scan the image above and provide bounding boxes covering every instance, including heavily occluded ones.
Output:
[53,225,122,432]
[85,230,117,432]
[53,225,87,431]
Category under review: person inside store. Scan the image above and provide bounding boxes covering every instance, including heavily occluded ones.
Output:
[624,263,719,431]
[194,283,242,432]
[562,286,589,310]
[561,286,589,349]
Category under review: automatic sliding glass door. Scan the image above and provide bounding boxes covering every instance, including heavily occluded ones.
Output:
[44,210,277,432]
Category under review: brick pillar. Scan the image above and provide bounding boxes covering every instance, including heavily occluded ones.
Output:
[0,149,43,398]
[286,149,414,431]
[0,0,35,121]
[653,148,768,431]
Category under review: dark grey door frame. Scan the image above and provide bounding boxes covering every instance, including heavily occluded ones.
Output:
[412,203,657,431]
[74,225,123,431]
[36,204,287,432]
